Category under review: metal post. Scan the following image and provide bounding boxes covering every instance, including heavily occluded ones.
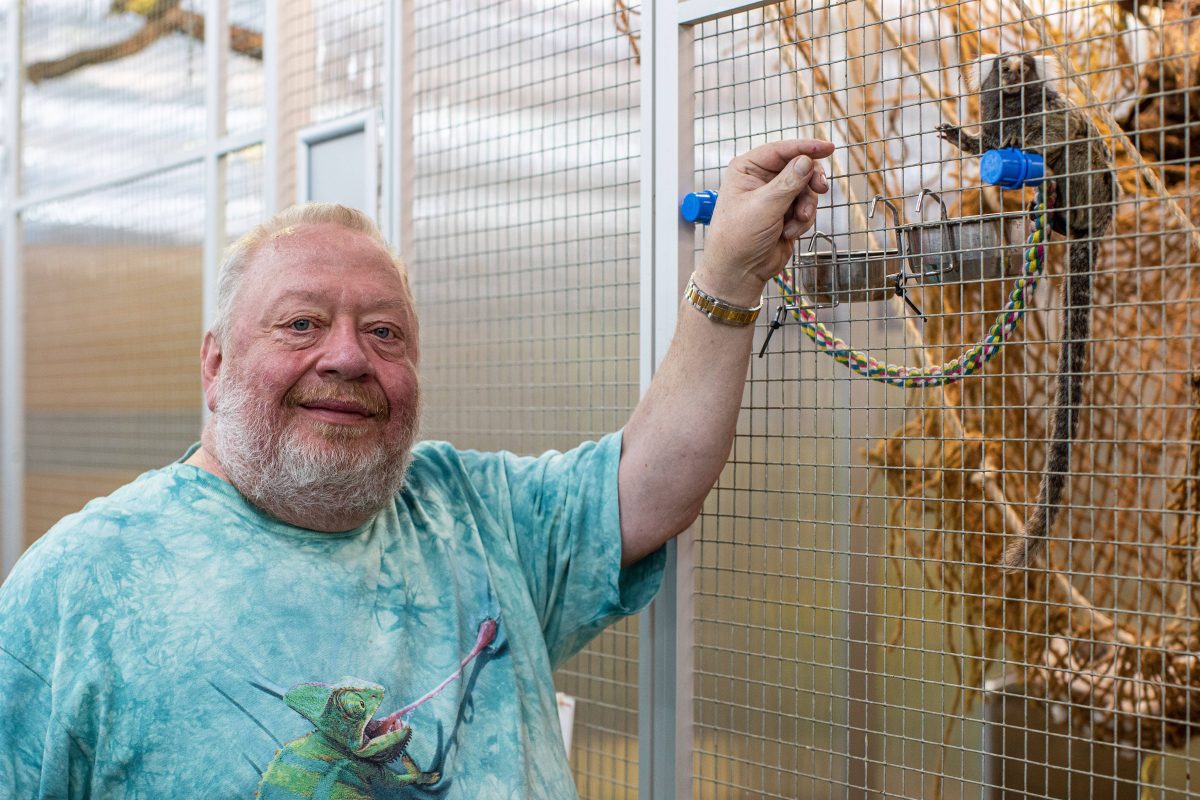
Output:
[2,0,24,576]
[202,0,229,350]
[382,0,413,263]
[832,306,858,799]
[638,2,695,797]
[262,0,280,216]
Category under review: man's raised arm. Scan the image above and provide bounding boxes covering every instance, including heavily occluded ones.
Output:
[618,139,836,566]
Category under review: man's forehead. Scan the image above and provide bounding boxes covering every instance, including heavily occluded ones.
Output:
[248,224,405,280]
[267,287,411,309]
[264,222,389,258]
[234,223,413,314]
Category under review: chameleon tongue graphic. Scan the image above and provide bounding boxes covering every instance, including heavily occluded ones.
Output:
[375,618,498,732]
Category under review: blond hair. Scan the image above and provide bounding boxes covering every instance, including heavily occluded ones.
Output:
[212,203,409,342]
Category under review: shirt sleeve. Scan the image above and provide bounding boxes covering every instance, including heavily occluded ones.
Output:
[0,535,84,800]
[456,430,666,668]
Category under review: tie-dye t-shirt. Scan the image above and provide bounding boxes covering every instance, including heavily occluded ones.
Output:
[0,431,663,799]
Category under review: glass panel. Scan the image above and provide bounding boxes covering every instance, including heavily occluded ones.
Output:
[22,163,204,548]
[227,0,266,137]
[22,1,207,196]
[411,2,642,796]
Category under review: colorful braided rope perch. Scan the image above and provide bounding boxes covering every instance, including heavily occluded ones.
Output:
[770,185,1049,388]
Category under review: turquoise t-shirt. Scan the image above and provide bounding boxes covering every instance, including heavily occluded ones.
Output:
[0,431,664,799]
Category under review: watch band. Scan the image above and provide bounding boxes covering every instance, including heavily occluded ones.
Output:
[683,274,763,327]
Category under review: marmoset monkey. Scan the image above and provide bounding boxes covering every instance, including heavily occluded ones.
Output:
[936,54,1116,571]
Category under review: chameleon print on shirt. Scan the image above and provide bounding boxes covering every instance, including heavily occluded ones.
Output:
[255,679,440,798]
[253,618,499,799]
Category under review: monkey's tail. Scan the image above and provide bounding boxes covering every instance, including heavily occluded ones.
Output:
[1000,238,1093,571]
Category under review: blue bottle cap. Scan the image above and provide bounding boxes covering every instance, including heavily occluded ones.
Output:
[980,148,1045,189]
[681,190,718,224]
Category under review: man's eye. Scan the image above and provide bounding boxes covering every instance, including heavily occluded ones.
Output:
[289,319,314,332]
[371,327,394,339]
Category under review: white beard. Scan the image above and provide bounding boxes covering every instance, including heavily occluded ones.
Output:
[209,372,420,528]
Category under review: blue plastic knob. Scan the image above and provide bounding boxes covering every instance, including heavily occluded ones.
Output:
[681,190,718,224]
[980,148,1045,189]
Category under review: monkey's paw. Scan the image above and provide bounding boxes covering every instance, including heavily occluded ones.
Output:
[934,123,959,145]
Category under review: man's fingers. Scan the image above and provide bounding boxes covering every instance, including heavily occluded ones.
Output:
[782,185,820,240]
[793,166,828,227]
[811,164,829,193]
[788,167,832,237]
[759,154,819,205]
[797,196,816,225]
[742,139,837,174]
[783,198,803,239]
[727,139,836,187]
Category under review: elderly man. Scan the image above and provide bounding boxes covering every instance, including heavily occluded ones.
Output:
[0,139,832,797]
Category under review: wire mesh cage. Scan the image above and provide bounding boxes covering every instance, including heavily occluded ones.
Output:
[11,0,269,545]
[689,1,1200,798]
[226,0,265,136]
[18,0,212,549]
[276,0,384,216]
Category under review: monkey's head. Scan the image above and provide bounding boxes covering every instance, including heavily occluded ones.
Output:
[978,53,1061,95]
[972,52,1065,128]
[1001,54,1045,94]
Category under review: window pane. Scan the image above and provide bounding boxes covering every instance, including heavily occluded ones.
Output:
[22,163,204,547]
[227,0,265,137]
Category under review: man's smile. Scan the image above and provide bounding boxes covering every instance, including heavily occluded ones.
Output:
[298,401,377,424]
[285,382,391,425]
[302,399,373,415]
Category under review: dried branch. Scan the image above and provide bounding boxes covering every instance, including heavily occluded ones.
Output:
[26,6,262,84]
[613,1,641,64]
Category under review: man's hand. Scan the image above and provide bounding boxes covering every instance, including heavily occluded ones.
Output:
[694,139,835,307]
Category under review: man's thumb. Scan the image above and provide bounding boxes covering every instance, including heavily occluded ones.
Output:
[763,155,814,201]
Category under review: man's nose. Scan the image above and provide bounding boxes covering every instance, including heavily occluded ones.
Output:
[316,321,373,379]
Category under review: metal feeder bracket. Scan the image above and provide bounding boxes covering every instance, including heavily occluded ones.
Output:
[793,194,1022,308]
[790,194,922,316]
[898,191,1023,292]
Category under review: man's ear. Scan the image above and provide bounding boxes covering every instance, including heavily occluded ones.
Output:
[200,331,223,413]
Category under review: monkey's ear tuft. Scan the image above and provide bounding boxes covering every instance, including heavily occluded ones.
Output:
[1028,53,1064,84]
[961,60,979,93]
[961,54,994,93]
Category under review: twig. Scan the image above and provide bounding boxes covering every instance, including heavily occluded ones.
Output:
[613,1,641,64]
[26,8,261,84]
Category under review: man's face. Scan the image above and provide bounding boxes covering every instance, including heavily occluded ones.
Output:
[203,223,422,526]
